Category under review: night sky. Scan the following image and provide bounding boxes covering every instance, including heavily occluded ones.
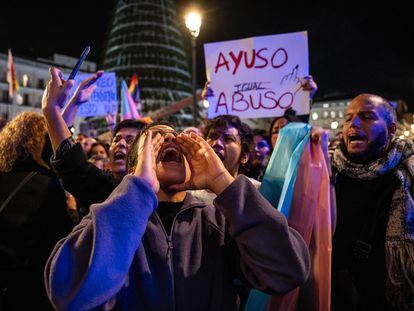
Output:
[2,1,414,107]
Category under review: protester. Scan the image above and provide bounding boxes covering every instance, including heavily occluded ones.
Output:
[87,140,110,160]
[84,134,110,172]
[331,94,414,310]
[80,137,96,156]
[88,154,110,171]
[75,133,88,144]
[269,109,303,149]
[42,67,146,210]
[190,114,258,204]
[44,121,311,310]
[248,128,271,181]
[0,112,74,310]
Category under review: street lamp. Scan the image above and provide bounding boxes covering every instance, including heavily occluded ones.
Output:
[185,11,202,126]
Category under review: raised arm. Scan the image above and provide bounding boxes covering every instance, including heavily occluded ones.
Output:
[44,131,162,310]
[42,68,115,207]
[41,67,74,154]
[41,68,103,154]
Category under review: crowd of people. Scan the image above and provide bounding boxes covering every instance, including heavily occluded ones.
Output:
[0,66,413,311]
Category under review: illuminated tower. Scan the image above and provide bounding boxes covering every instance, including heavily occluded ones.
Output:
[103,0,192,123]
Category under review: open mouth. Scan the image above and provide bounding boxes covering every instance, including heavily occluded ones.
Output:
[158,144,182,163]
[348,133,366,143]
[114,152,125,161]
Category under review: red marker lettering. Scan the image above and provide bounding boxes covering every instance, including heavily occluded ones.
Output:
[214,52,230,74]
[244,50,256,69]
[271,48,288,69]
[232,92,249,112]
[255,48,268,68]
[229,51,244,75]
[278,92,294,109]
[215,92,229,114]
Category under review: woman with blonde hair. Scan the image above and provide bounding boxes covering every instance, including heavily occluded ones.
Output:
[0,111,73,310]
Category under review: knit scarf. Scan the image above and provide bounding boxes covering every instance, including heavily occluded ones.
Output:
[332,138,414,309]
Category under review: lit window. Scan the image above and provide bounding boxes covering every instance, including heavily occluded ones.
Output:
[331,121,339,130]
[22,74,29,87]
[311,112,319,120]
[330,111,336,118]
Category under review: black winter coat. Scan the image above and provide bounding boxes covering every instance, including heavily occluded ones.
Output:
[0,158,74,310]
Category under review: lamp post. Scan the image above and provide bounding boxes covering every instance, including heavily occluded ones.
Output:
[185,12,202,126]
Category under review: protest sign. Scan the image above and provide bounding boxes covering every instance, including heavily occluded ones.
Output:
[66,72,118,117]
[204,31,309,119]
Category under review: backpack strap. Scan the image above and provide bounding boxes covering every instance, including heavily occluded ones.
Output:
[0,172,37,215]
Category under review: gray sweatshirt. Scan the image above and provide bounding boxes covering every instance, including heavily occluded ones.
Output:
[45,175,310,310]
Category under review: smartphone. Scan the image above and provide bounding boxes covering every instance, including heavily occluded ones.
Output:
[68,46,91,80]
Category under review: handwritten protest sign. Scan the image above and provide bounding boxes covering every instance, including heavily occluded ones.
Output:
[65,72,118,118]
[204,31,309,119]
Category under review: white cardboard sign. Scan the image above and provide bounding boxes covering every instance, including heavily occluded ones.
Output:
[66,72,118,117]
[204,31,309,119]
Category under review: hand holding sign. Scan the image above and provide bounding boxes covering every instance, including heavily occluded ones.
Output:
[299,75,318,99]
[201,81,214,100]
[204,31,309,119]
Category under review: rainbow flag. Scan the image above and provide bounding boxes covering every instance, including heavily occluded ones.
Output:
[7,49,19,98]
[121,80,141,120]
[128,73,142,115]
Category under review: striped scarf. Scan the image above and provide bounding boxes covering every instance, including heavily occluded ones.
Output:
[332,138,414,309]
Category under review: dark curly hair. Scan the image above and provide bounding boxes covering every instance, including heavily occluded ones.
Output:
[203,115,254,174]
[113,119,147,137]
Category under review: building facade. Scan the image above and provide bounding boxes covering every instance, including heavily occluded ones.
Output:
[310,99,351,138]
